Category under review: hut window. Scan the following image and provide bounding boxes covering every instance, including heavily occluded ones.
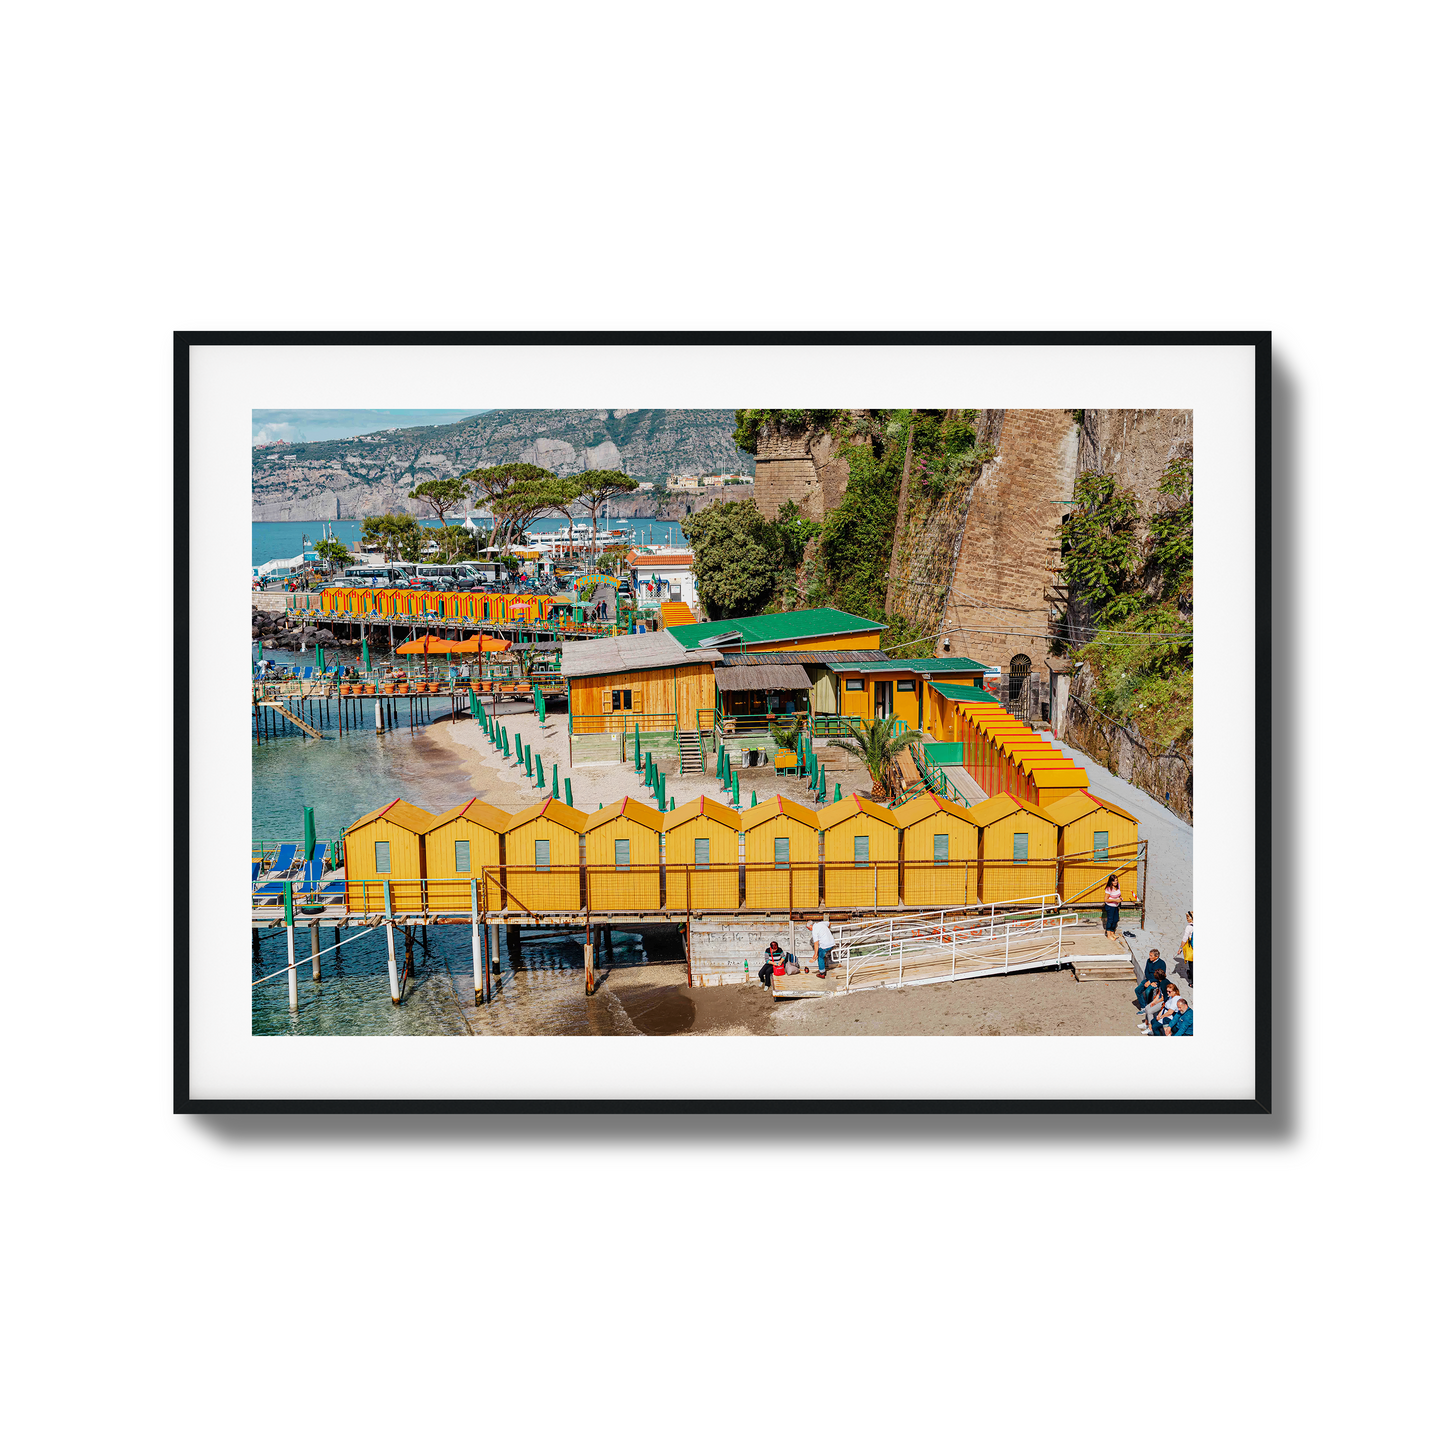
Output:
[615,838,630,872]
[1093,830,1109,861]
[454,839,471,872]
[774,837,789,868]
[534,839,550,872]
[374,840,391,873]
[1013,833,1028,861]
[694,837,710,869]
[933,834,949,864]
[897,680,915,692]
[611,689,632,711]
[845,678,865,691]
[854,836,869,866]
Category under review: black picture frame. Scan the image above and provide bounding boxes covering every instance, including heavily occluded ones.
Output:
[176,330,1270,1115]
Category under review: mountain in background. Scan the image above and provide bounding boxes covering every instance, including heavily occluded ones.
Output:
[251,408,753,520]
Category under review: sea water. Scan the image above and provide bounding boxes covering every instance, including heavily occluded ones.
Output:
[250,646,686,1036]
[252,517,687,568]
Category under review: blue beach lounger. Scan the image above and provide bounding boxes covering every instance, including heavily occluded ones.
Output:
[268,843,298,877]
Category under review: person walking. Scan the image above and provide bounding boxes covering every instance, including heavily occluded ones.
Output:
[1103,874,1122,940]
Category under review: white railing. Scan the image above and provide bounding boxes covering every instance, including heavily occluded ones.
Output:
[834,895,1086,991]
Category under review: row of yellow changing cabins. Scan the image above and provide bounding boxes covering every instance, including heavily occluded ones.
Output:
[343,789,1139,917]
[312,588,560,625]
[925,691,1093,806]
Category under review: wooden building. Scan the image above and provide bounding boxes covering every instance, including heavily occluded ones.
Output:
[562,630,723,737]
[831,657,990,731]
[739,795,820,909]
[420,799,511,911]
[501,797,588,912]
[584,797,666,910]
[663,796,742,909]
[1044,791,1140,904]
[817,794,900,907]
[971,794,1061,905]
[892,793,980,907]
[342,798,435,913]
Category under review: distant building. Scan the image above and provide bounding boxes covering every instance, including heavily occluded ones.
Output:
[666,474,701,490]
[625,548,697,606]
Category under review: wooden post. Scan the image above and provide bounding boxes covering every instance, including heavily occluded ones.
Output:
[384,881,400,1004]
[506,922,521,963]
[491,922,502,974]
[284,882,298,1012]
[471,879,483,1006]
[252,927,261,966]
[584,925,595,995]
[310,920,321,982]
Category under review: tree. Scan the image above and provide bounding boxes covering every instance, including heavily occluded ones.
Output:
[773,499,821,569]
[362,512,423,562]
[463,462,557,524]
[571,468,639,549]
[682,500,779,618]
[407,477,471,555]
[1058,472,1142,630]
[491,475,578,548]
[314,538,351,576]
[832,714,922,802]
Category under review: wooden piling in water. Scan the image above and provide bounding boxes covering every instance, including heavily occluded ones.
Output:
[310,921,321,982]
[384,881,400,1004]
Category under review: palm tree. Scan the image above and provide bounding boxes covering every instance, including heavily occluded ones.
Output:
[832,714,922,802]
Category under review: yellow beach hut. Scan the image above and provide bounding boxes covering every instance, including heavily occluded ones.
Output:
[343,798,435,913]
[740,796,820,909]
[585,797,666,910]
[420,799,511,912]
[664,795,742,909]
[1043,791,1140,905]
[972,794,1060,905]
[892,793,980,907]
[501,797,588,913]
[817,794,899,907]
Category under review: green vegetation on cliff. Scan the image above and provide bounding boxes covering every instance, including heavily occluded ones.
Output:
[1056,458,1193,750]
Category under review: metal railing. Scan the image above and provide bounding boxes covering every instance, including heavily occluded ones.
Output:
[569,712,680,737]
[834,898,1088,990]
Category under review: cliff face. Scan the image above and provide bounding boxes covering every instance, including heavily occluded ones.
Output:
[251,408,753,521]
[752,412,867,522]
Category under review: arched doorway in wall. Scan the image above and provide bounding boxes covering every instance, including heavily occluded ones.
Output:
[1008,654,1031,702]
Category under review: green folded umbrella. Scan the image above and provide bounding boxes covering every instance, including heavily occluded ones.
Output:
[564,777,573,807]
[302,806,315,864]
[552,764,559,799]
[362,639,370,672]
[750,790,757,808]
[834,782,842,801]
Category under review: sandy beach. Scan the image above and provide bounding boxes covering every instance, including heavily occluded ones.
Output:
[423,707,877,813]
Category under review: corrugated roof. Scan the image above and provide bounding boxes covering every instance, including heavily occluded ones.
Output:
[714,664,811,691]
[625,549,693,567]
[667,607,881,650]
[930,682,1000,703]
[663,795,741,832]
[560,629,723,679]
[739,795,820,830]
[501,797,588,833]
[584,796,666,832]
[715,649,891,667]
[846,655,991,673]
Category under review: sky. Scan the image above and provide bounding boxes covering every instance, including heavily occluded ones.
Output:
[251,409,487,446]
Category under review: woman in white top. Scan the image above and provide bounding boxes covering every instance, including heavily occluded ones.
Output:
[1103,875,1123,940]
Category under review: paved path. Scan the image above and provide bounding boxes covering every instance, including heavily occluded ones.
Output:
[1041,730,1193,994]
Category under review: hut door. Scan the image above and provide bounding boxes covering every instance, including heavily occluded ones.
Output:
[874,681,892,719]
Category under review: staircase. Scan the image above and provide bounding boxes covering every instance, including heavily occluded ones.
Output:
[678,730,704,775]
[262,701,323,739]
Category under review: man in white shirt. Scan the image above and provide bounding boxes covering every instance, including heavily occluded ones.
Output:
[809,917,836,978]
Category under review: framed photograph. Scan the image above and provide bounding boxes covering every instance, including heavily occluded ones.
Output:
[177,331,1268,1113]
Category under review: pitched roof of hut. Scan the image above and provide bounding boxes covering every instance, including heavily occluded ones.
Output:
[421,798,513,835]
[663,794,742,833]
[348,798,436,834]
[1043,790,1137,826]
[501,796,588,834]
[970,793,1059,827]
[891,792,978,829]
[584,796,666,833]
[817,794,896,829]
[739,795,820,831]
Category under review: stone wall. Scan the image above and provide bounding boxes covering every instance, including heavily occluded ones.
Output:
[1058,662,1193,823]
[751,414,865,522]
[1077,408,1193,511]
[939,409,1078,673]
